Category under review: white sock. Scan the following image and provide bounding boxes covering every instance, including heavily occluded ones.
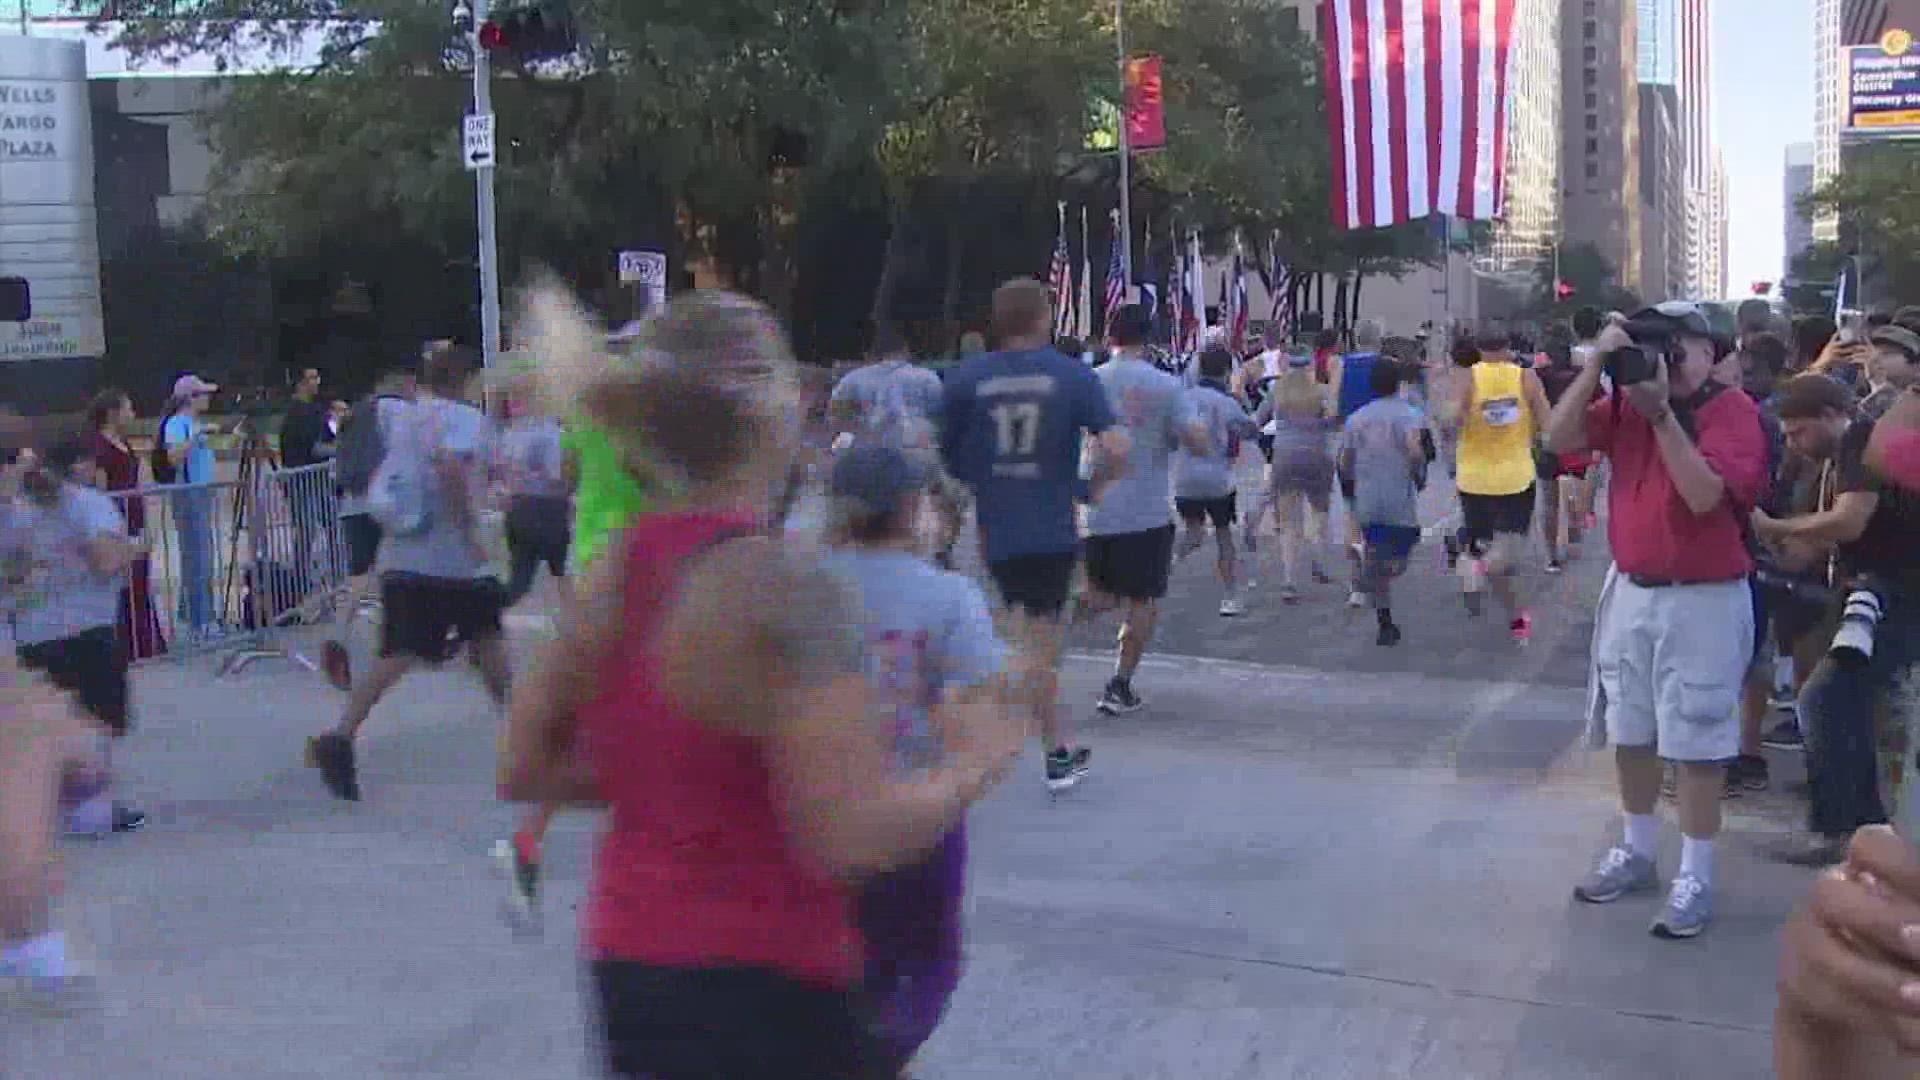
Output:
[0,930,67,981]
[66,792,112,836]
[1679,836,1715,885]
[1623,813,1660,858]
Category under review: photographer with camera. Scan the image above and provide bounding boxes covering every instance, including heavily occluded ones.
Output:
[1545,302,1769,939]
[1752,374,1920,867]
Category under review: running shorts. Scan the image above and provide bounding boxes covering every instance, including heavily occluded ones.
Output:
[1174,493,1237,530]
[378,572,507,663]
[505,495,572,578]
[986,551,1077,619]
[1460,488,1536,548]
[18,625,130,737]
[1084,525,1176,602]
[591,962,886,1079]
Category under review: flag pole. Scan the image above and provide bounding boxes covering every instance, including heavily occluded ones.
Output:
[1115,0,1133,298]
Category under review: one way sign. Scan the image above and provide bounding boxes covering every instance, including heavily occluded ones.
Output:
[463,113,496,170]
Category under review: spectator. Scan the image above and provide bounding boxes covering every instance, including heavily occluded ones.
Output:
[1754,373,1920,866]
[1793,315,1838,374]
[85,390,165,661]
[1546,301,1769,939]
[160,374,221,639]
[1862,324,1920,421]
[279,368,333,469]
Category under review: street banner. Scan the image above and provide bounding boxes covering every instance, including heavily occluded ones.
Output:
[1320,0,1519,229]
[1125,54,1167,152]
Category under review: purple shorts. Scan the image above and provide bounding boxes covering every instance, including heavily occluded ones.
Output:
[856,824,967,1070]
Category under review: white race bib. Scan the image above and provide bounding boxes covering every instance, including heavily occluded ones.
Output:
[1480,397,1522,428]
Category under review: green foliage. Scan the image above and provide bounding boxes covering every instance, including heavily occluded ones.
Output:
[1802,142,1920,303]
[1528,242,1639,320]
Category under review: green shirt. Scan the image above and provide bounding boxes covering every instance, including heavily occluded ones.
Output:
[565,423,651,569]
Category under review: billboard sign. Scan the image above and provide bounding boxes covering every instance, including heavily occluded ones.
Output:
[1845,29,1920,139]
[0,37,104,362]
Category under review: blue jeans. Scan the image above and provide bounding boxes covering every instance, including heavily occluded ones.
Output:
[1802,594,1920,838]
[174,490,216,633]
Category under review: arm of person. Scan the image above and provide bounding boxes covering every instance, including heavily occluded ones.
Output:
[1446,371,1476,435]
[1866,389,1920,494]
[1643,404,1741,518]
[1078,367,1129,496]
[1545,358,1610,453]
[501,545,631,804]
[650,539,1018,878]
[1522,368,1553,440]
[160,415,189,467]
[1756,493,1878,547]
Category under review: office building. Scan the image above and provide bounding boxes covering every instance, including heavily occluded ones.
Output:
[1563,0,1642,296]
[1638,0,1679,85]
[1815,2,1920,245]
[1678,0,1713,298]
[1707,150,1728,298]
[1489,0,1563,274]
[1639,83,1687,300]
[1783,142,1816,276]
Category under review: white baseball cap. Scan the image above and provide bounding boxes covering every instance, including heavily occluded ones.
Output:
[171,374,218,400]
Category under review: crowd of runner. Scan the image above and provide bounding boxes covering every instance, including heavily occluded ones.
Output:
[4,279,1920,1076]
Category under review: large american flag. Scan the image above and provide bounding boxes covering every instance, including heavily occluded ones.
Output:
[1102,219,1127,330]
[1320,0,1519,230]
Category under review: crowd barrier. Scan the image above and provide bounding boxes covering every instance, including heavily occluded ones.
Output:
[108,461,346,677]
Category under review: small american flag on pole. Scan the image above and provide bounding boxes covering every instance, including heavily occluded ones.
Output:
[1267,247,1293,339]
[1048,202,1072,336]
[1103,214,1128,331]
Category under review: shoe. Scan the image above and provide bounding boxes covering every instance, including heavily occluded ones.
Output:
[322,640,352,692]
[66,801,146,838]
[1346,590,1367,609]
[1279,585,1301,605]
[1768,834,1849,868]
[1650,874,1713,939]
[1731,753,1770,792]
[1375,621,1402,647]
[111,803,147,833]
[1044,747,1092,792]
[1573,845,1659,904]
[1510,611,1533,644]
[1761,719,1804,751]
[1546,557,1565,575]
[1311,562,1332,585]
[305,733,361,802]
[494,833,543,932]
[1095,678,1143,716]
[1218,596,1245,617]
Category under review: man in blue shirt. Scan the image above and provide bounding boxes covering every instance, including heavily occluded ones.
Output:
[161,373,222,637]
[942,279,1128,792]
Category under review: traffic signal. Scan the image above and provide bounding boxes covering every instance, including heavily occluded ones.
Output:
[1554,279,1575,301]
[1752,280,1773,296]
[477,1,575,61]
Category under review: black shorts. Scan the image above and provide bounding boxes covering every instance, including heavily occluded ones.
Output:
[378,573,507,663]
[1175,494,1237,529]
[987,550,1077,618]
[1256,433,1276,463]
[1459,488,1536,548]
[506,496,571,577]
[1084,525,1176,602]
[343,513,382,577]
[591,961,886,1080]
[19,626,130,737]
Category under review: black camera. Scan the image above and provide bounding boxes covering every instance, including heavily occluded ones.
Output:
[1602,319,1681,387]
[1830,575,1890,669]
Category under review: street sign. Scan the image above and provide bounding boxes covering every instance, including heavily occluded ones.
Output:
[617,250,667,286]
[463,113,496,170]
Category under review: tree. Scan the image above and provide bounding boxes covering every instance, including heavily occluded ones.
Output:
[1528,242,1638,320]
[1801,142,1920,305]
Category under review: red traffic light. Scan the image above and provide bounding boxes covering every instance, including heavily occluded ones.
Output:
[477,19,510,50]
[1752,280,1773,296]
[1554,280,1575,301]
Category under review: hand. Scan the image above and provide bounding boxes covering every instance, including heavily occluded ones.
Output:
[1751,508,1785,542]
[1623,354,1671,423]
[1779,826,1920,1053]
[1593,324,1633,357]
[942,691,1027,791]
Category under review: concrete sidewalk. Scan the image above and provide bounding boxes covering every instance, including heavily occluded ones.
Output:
[1,641,1803,1079]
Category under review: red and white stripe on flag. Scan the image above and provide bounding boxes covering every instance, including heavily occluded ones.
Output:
[1320,0,1519,230]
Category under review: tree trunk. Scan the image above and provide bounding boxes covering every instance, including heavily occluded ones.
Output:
[1331,276,1349,336]
[940,217,966,352]
[1350,272,1366,328]
[869,197,909,327]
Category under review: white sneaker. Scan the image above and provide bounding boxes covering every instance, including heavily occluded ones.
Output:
[1219,596,1245,617]
[1346,590,1366,608]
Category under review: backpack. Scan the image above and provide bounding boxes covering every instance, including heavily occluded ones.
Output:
[335,393,396,497]
[151,407,182,484]
[365,400,431,538]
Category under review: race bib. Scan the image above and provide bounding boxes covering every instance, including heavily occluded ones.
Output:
[1480,397,1522,428]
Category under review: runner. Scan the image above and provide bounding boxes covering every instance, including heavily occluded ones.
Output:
[322,365,417,692]
[1339,361,1426,645]
[1248,353,1336,602]
[1080,304,1209,715]
[496,382,574,610]
[823,444,1008,1076]
[306,345,511,802]
[1174,346,1259,616]
[1330,320,1389,555]
[828,323,959,567]
[1448,330,1551,641]
[942,278,1127,792]
[499,289,1022,1078]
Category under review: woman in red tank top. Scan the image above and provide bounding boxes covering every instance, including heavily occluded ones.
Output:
[499,290,1023,1080]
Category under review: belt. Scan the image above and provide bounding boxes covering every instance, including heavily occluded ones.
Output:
[1625,573,1746,589]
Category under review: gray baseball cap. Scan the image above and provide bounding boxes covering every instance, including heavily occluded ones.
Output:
[829,444,929,517]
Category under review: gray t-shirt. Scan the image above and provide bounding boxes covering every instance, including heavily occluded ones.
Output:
[1088,358,1198,536]
[1341,396,1423,528]
[830,359,944,452]
[380,397,497,581]
[1174,383,1257,499]
[498,417,569,500]
[825,548,1005,771]
[3,483,127,644]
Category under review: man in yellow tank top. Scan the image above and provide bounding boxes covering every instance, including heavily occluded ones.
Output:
[1448,330,1551,641]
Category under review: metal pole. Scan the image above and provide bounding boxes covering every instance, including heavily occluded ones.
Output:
[472,0,502,370]
[1115,0,1133,296]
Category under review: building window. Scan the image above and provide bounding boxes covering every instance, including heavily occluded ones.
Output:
[1586,137,1599,154]
[1585,19,1596,39]
[1586,91,1597,109]
[1586,113,1598,131]
[1585,66,1596,85]
[1583,45,1597,63]
[1584,0,1595,13]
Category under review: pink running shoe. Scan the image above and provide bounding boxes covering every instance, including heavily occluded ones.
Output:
[1510,611,1533,644]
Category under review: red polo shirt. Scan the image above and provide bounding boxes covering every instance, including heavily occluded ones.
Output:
[1586,388,1768,582]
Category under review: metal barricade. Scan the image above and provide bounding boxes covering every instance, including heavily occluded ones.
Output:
[110,461,346,677]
